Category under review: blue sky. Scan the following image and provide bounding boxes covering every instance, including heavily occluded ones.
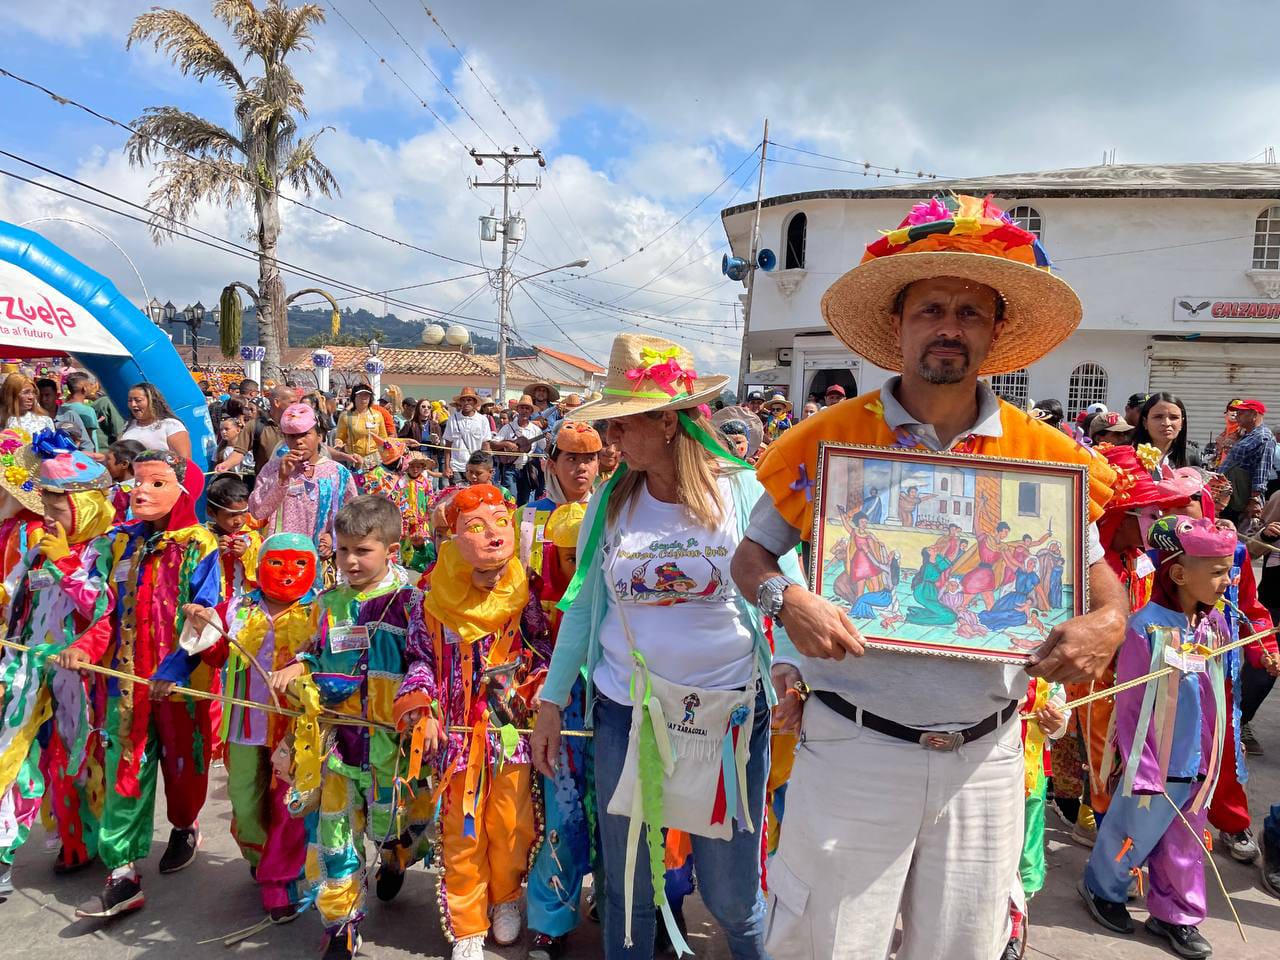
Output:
[1,0,1276,372]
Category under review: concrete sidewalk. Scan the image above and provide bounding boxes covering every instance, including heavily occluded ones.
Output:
[3,701,1279,959]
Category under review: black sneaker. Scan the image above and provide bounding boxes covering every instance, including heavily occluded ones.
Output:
[1145,917,1212,958]
[1077,877,1133,934]
[158,825,200,874]
[324,927,362,959]
[75,874,145,918]
[1261,835,1280,899]
[528,931,564,960]
[1240,722,1262,756]
[0,867,12,896]
[374,863,405,902]
[1001,935,1023,960]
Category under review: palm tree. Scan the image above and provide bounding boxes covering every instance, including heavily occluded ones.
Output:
[125,0,339,380]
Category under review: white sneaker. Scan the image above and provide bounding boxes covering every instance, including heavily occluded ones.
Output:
[451,935,486,960]
[491,900,522,946]
[1221,829,1261,863]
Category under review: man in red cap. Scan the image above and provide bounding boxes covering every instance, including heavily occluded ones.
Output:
[1220,399,1275,521]
[822,383,846,407]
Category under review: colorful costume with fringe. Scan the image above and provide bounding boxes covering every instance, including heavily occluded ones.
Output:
[247,455,357,551]
[396,541,551,942]
[70,473,221,871]
[0,491,113,872]
[1018,679,1067,898]
[299,569,433,942]
[1084,603,1228,926]
[401,475,434,572]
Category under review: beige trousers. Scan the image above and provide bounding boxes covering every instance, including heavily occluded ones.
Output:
[766,695,1024,960]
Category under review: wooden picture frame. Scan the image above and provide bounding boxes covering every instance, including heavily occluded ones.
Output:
[809,443,1089,664]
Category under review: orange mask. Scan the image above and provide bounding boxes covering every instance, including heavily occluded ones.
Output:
[258,533,318,603]
[451,485,515,572]
[131,460,183,522]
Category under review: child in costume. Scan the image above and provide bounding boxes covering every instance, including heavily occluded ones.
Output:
[159,533,321,922]
[58,450,222,919]
[360,437,410,511]
[0,435,114,891]
[271,495,432,958]
[760,395,793,444]
[1080,515,1235,960]
[0,428,43,600]
[401,451,439,572]
[527,501,594,959]
[104,439,144,524]
[395,484,551,960]
[207,472,262,597]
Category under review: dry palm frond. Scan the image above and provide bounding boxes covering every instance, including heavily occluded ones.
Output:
[279,2,325,54]
[128,9,245,91]
[126,107,244,166]
[282,129,339,198]
[145,155,249,242]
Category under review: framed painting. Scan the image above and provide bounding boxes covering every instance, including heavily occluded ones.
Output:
[809,443,1089,663]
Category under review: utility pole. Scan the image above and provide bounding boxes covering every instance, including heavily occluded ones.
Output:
[736,119,768,399]
[471,147,545,401]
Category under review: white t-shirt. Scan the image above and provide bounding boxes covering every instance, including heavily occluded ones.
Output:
[121,417,187,452]
[442,412,494,473]
[594,476,753,705]
[496,420,542,469]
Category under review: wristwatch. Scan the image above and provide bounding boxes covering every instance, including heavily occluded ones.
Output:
[756,575,797,618]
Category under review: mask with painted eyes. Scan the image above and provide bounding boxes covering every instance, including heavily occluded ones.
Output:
[257,533,319,603]
[130,460,183,522]
[451,497,515,571]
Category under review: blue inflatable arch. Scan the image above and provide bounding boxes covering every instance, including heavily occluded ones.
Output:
[0,219,214,469]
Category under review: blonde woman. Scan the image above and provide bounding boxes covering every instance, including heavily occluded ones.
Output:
[0,374,54,433]
[531,334,803,960]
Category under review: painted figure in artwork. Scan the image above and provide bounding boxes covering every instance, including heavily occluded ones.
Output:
[939,578,988,638]
[905,545,957,626]
[896,485,934,526]
[1005,525,1052,589]
[833,511,896,617]
[1034,541,1066,611]
[978,555,1046,640]
[957,521,1015,610]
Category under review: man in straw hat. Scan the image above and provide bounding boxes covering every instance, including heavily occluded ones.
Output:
[729,194,1130,960]
[443,387,495,484]
[491,394,543,505]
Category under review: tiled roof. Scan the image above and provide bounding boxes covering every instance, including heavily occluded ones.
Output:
[535,345,605,374]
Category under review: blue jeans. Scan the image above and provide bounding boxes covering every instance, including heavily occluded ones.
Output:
[593,686,770,960]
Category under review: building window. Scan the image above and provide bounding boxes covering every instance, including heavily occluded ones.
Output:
[1253,205,1280,269]
[1018,482,1040,516]
[940,477,949,491]
[784,212,807,269]
[988,368,1030,408]
[1067,362,1108,418]
[1007,205,1043,239]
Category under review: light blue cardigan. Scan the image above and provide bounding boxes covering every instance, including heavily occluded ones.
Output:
[541,466,806,720]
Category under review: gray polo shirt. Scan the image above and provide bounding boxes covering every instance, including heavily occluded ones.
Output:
[748,377,1102,729]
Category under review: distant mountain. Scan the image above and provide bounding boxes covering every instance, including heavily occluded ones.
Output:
[221,305,507,354]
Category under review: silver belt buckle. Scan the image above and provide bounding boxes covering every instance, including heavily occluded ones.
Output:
[920,731,964,752]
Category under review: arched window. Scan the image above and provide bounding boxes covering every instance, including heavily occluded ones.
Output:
[1007,204,1043,239]
[988,368,1029,408]
[1067,362,1108,417]
[1253,205,1280,269]
[784,212,807,269]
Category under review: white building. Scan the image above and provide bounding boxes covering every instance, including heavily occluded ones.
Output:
[721,163,1280,446]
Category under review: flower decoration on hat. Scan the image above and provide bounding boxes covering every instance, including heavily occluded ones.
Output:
[625,345,698,399]
[865,194,1051,269]
[1135,443,1163,474]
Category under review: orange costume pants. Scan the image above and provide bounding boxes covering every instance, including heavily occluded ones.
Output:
[1069,668,1117,815]
[440,763,536,940]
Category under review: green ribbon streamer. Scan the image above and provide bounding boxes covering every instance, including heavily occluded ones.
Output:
[555,411,747,614]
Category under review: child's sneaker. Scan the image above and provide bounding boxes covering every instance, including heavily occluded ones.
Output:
[1262,831,1280,899]
[0,867,12,896]
[492,900,522,946]
[158,824,200,874]
[76,874,145,918]
[451,935,486,960]
[1219,829,1259,863]
[1144,917,1212,958]
[1071,805,1097,848]
[1077,877,1133,934]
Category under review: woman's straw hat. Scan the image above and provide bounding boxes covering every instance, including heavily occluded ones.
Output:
[565,334,728,421]
[820,194,1082,376]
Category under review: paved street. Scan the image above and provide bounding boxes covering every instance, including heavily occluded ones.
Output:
[3,699,1279,959]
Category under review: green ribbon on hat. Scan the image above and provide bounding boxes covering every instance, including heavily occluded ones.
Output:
[556,412,748,612]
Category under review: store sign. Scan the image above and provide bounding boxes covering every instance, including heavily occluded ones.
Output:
[0,258,129,356]
[1172,296,1280,322]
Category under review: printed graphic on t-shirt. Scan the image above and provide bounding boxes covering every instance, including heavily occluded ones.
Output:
[608,534,730,606]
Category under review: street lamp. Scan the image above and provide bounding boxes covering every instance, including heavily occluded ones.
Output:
[498,257,589,398]
[147,297,163,325]
[163,300,177,324]
[167,300,217,369]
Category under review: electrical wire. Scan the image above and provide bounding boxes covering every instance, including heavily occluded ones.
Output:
[766,140,945,179]
[0,67,485,269]
[516,287,603,364]
[765,155,939,182]
[0,161,500,330]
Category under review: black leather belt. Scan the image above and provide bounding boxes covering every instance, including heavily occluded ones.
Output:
[814,691,1018,752]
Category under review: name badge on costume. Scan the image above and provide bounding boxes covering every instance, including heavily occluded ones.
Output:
[288,482,306,497]
[26,569,54,591]
[1134,554,1156,578]
[113,563,131,582]
[329,625,370,653]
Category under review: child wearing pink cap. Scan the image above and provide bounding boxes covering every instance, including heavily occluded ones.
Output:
[247,403,357,560]
[1079,515,1237,959]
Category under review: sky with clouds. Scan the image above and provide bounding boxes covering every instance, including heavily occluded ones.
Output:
[1,0,1276,373]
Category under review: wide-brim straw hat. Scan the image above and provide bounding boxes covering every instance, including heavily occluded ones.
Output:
[566,334,729,421]
[526,381,562,402]
[765,393,792,414]
[819,194,1082,376]
[453,386,482,405]
[0,429,42,514]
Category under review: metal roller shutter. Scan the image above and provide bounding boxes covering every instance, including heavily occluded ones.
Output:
[1148,340,1280,449]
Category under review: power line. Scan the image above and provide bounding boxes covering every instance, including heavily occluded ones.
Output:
[517,287,603,365]
[362,0,498,149]
[288,271,487,310]
[0,67,485,269]
[527,280,741,339]
[0,160,500,329]
[765,155,939,182]
[766,140,945,179]
[545,272,736,305]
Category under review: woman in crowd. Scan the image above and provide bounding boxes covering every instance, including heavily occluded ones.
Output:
[120,382,191,459]
[334,383,388,480]
[0,374,55,433]
[531,334,804,960]
[399,397,441,451]
[1133,391,1203,472]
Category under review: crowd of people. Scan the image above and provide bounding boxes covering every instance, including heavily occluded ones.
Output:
[1,191,1280,960]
